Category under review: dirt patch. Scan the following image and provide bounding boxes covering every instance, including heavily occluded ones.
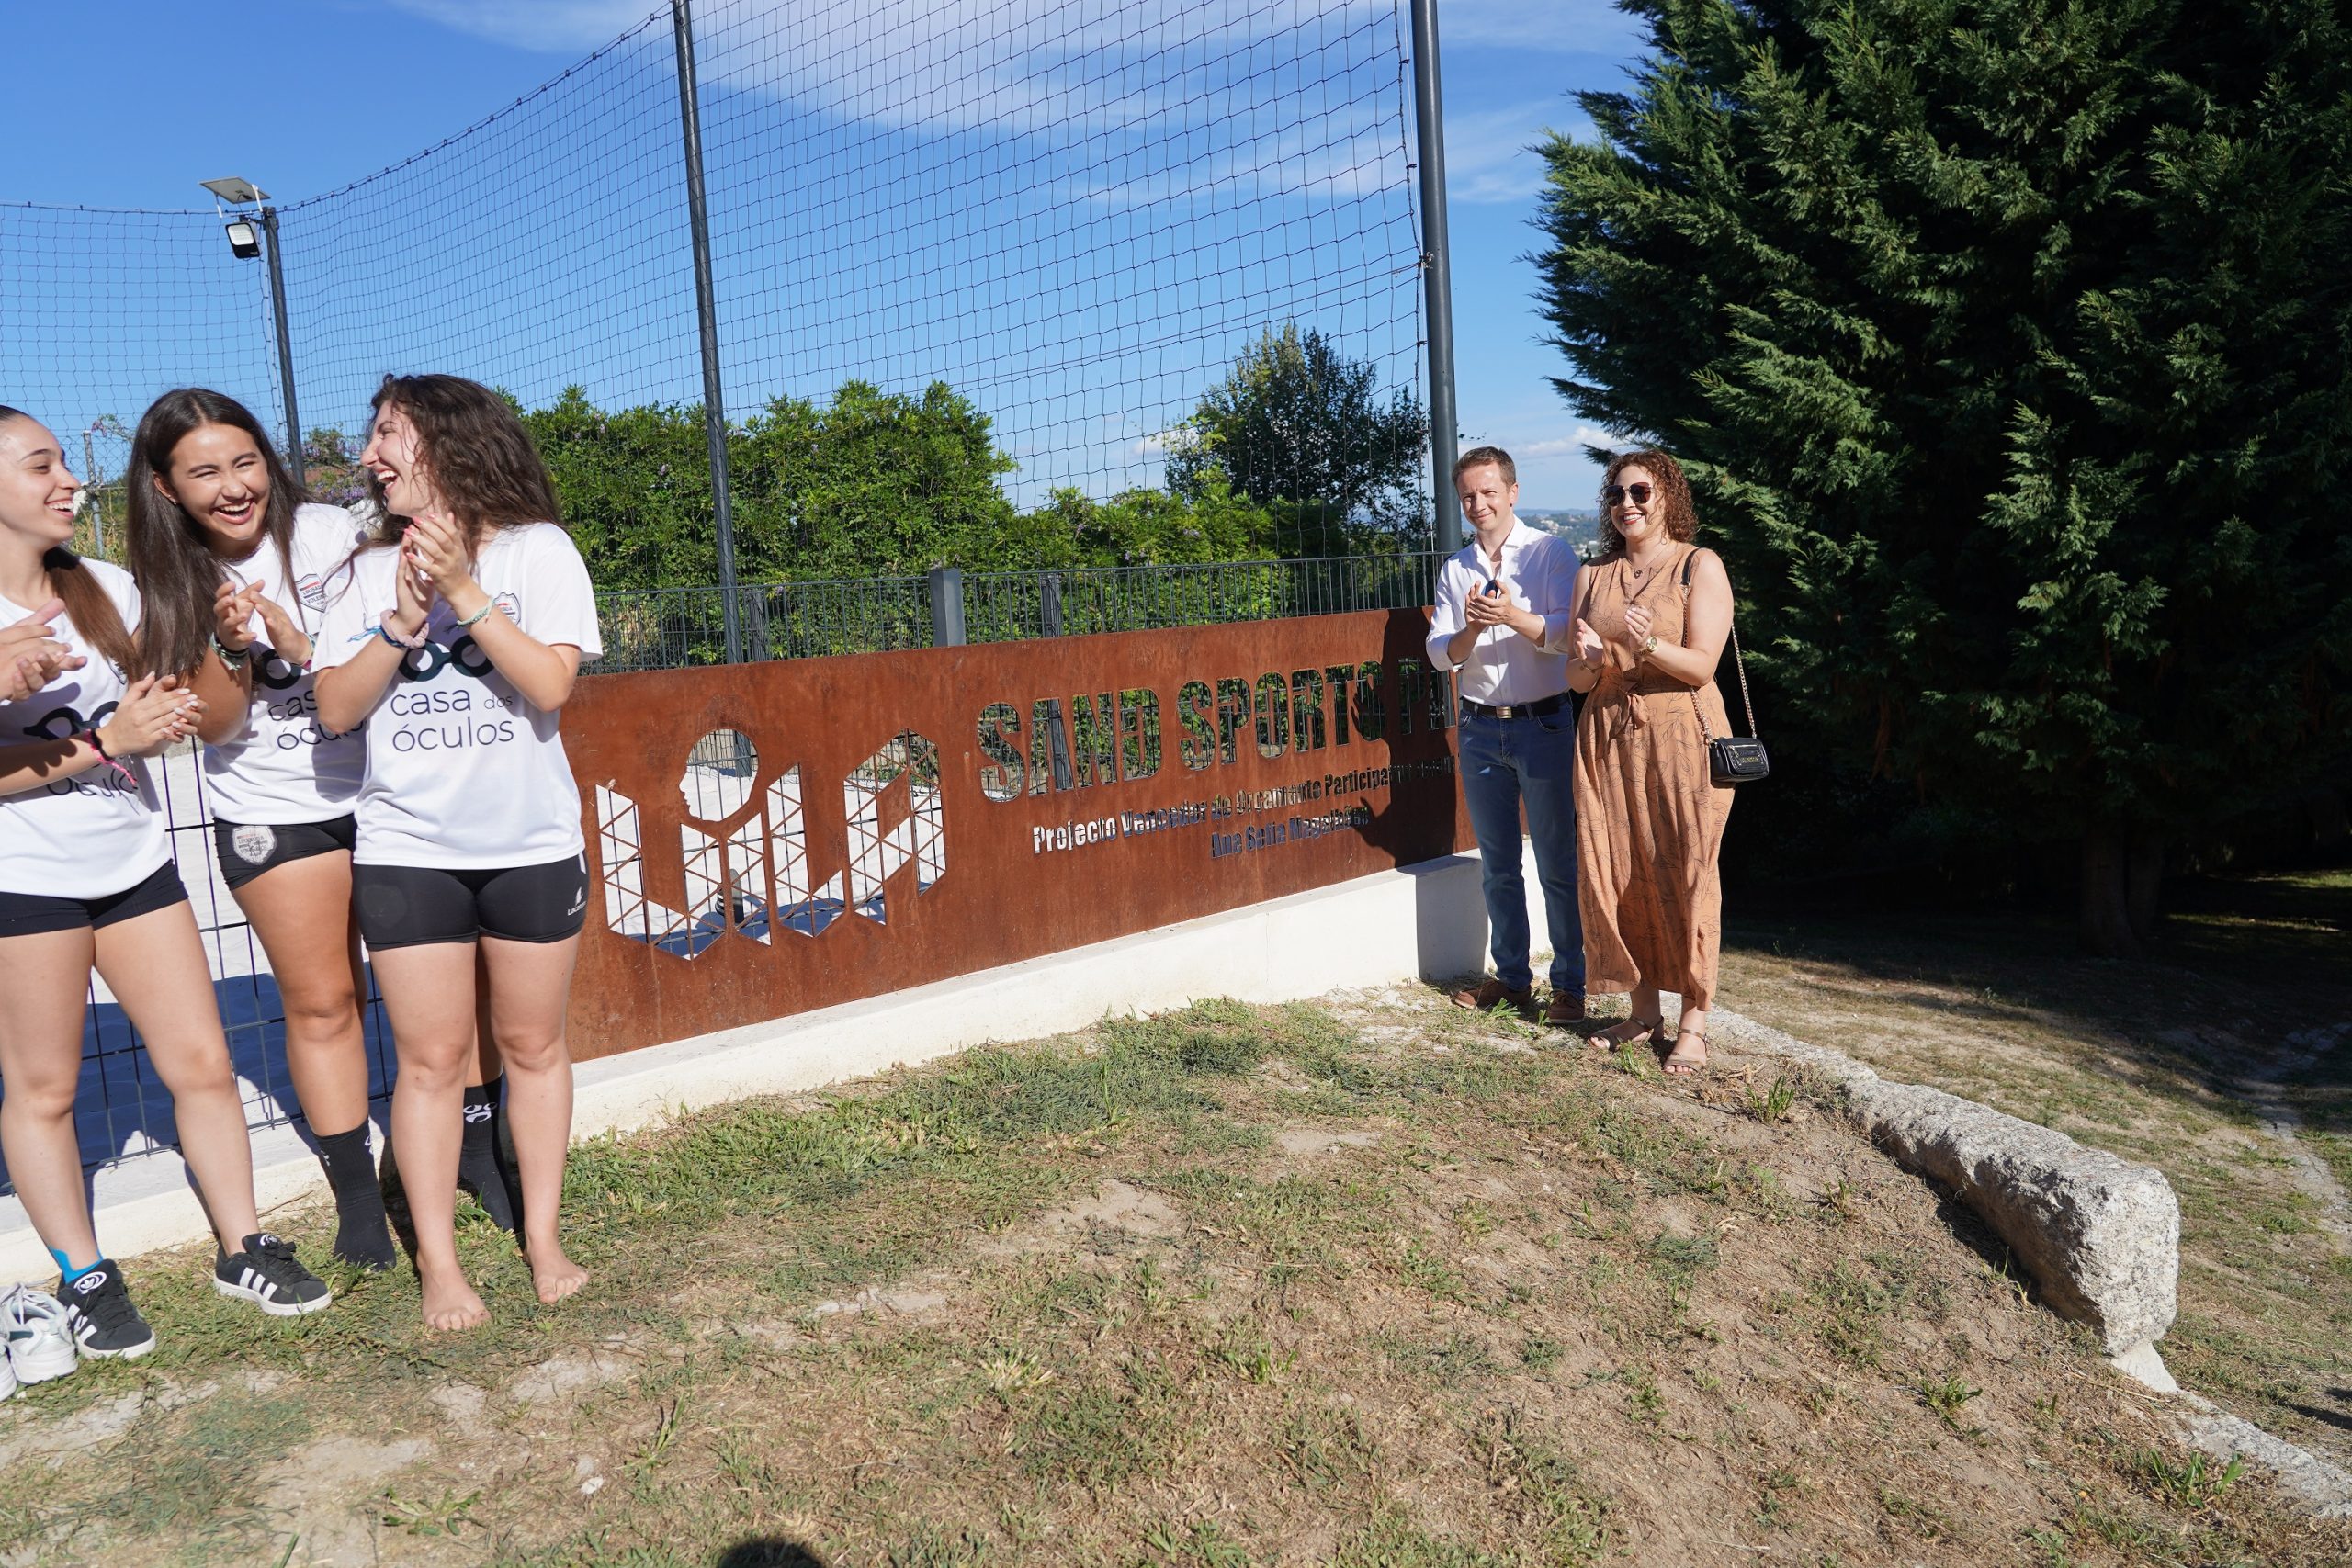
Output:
[1274,1125,1382,1156]
[255,1436,428,1568]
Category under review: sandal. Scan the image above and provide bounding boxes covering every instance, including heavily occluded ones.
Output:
[1586,1016,1665,1054]
[1662,1027,1709,1077]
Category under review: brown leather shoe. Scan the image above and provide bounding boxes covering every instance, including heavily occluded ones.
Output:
[1450,976,1534,1014]
[1544,988,1588,1026]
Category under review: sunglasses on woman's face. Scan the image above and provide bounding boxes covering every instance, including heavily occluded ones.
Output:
[1602,482,1654,507]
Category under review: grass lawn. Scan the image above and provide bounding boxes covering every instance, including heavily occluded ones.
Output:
[3,922,2347,1565]
[1722,863,2352,1481]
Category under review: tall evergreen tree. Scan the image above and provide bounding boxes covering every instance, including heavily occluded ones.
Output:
[1535,0,2352,953]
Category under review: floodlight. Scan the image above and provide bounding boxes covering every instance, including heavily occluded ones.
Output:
[199,176,268,205]
[200,176,272,260]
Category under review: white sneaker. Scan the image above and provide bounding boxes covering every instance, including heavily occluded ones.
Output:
[4,1286,79,1386]
[0,1337,14,1402]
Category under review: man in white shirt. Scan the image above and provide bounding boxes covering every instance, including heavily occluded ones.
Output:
[1424,446,1585,1022]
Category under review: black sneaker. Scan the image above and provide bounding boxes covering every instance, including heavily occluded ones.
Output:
[213,1234,333,1318]
[62,1260,156,1359]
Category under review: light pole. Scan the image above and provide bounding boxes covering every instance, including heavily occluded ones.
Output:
[201,177,304,474]
[669,0,744,667]
[1409,0,1460,557]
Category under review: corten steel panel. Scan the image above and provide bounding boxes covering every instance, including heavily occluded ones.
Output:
[563,608,1471,1059]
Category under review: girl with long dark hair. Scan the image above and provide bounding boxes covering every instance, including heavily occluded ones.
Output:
[0,406,330,1355]
[122,388,401,1269]
[314,374,601,1330]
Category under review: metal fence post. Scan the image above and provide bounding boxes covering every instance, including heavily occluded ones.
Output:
[928,565,966,646]
[1040,570,1065,637]
[258,207,303,472]
[1409,0,1460,558]
[671,0,743,666]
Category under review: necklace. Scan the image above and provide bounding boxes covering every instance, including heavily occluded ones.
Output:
[1626,544,1674,581]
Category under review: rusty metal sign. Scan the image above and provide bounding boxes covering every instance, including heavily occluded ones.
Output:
[563,608,1468,1059]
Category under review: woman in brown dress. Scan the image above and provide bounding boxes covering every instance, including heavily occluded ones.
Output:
[1566,449,1736,1074]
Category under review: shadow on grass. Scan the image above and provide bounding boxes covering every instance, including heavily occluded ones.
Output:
[1723,863,2352,1119]
[717,1541,828,1567]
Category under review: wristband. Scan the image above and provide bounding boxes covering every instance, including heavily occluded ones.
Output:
[453,600,496,630]
[82,728,139,787]
[210,634,251,670]
[376,612,427,650]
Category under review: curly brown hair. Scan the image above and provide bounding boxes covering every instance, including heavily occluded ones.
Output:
[363,374,562,554]
[1596,448,1697,557]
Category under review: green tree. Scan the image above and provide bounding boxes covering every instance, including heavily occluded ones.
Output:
[732,378,1020,581]
[531,380,1022,588]
[526,390,714,591]
[1534,0,2352,953]
[1168,324,1429,553]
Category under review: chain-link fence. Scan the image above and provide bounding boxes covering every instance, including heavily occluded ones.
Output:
[8,0,1431,564]
[3,0,1445,1189]
[594,551,1447,671]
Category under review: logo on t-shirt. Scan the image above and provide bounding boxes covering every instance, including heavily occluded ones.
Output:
[294,573,331,612]
[19,701,115,741]
[493,591,522,624]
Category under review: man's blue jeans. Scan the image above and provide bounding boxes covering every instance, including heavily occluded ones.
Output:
[1457,705,1582,995]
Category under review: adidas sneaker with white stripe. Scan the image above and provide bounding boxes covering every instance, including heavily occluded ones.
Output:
[212,1234,332,1317]
[62,1262,156,1359]
[3,1286,79,1385]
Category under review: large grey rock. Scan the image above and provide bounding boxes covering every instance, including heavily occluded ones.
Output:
[1692,1002,2180,1359]
[1844,1077,2179,1354]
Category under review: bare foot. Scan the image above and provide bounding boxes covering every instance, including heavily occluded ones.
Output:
[419,1267,489,1331]
[525,1239,589,1305]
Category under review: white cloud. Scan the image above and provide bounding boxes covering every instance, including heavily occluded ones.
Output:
[1132,425,1195,457]
[1444,101,1590,205]
[1439,0,1647,56]
[381,0,654,53]
[1513,425,1624,457]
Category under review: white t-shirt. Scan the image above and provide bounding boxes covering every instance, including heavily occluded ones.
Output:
[314,522,604,869]
[0,560,170,898]
[203,502,368,825]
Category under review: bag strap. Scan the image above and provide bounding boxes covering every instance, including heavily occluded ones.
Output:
[1679,547,1759,741]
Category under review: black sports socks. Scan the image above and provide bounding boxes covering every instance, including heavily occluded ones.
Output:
[314,1124,398,1271]
[457,1077,520,1233]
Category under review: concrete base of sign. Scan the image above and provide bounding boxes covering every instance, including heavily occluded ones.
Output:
[0,845,1510,1280]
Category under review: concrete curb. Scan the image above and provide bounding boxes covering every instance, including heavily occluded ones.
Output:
[1695,1005,2352,1519]
[2178,1395,2352,1519]
[1699,1004,2180,1372]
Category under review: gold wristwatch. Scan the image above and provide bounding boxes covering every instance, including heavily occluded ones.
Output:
[1638,633,1659,660]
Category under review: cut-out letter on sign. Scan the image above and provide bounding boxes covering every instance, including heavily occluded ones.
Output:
[843,730,945,926]
[596,784,727,960]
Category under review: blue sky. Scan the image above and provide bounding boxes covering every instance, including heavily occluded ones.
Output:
[1,0,1645,512]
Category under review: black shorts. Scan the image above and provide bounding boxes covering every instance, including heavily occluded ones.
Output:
[354,855,589,950]
[0,860,189,939]
[213,815,358,891]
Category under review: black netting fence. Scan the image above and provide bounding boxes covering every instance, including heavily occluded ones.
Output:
[8,0,1431,571]
[0,0,1443,1185]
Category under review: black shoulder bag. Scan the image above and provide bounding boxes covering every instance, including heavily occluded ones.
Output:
[1681,550,1769,785]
